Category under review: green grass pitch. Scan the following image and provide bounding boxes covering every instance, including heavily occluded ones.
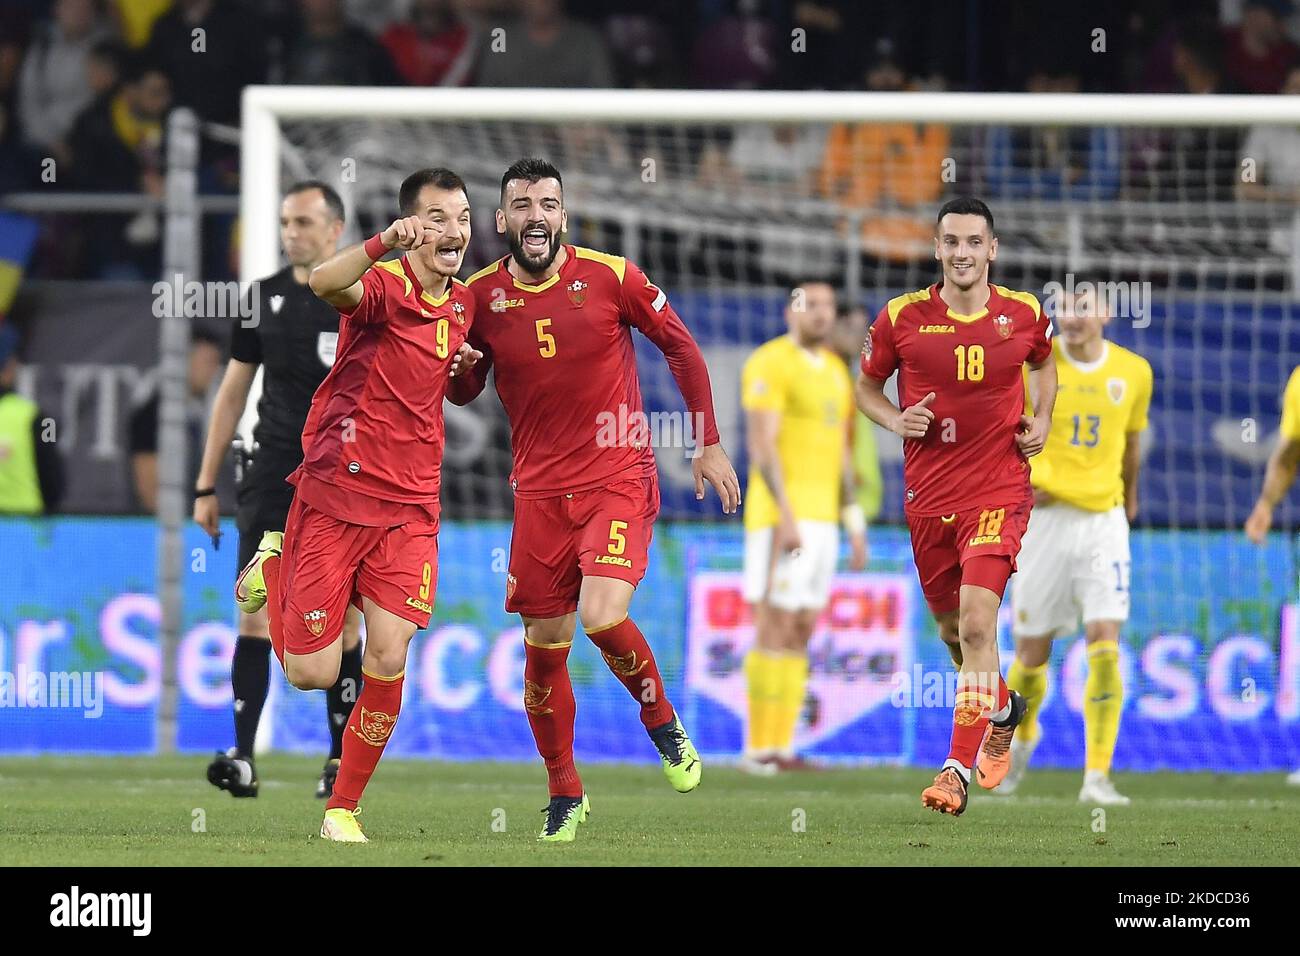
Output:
[1,756,1296,866]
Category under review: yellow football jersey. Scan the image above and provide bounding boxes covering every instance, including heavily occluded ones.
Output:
[741,335,852,529]
[1028,340,1153,512]
[1280,366,1300,441]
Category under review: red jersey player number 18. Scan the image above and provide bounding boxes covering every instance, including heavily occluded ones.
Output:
[856,197,1055,819]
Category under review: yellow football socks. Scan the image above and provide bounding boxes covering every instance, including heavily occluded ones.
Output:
[1084,640,1124,774]
[744,649,780,754]
[773,654,810,755]
[1007,658,1048,744]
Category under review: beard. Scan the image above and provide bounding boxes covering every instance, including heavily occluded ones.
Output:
[508,226,563,274]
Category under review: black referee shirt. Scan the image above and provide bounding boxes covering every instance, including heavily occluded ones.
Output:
[232,266,342,459]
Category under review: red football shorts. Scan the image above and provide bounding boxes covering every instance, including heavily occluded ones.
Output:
[906,498,1031,615]
[278,495,439,656]
[506,473,660,619]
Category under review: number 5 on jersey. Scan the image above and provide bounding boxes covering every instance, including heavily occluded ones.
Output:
[536,318,556,358]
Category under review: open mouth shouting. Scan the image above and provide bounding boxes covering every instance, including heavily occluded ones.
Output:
[434,241,463,270]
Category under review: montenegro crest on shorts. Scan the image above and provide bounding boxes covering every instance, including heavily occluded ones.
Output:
[994,313,1013,339]
[352,706,397,747]
[304,608,328,637]
[1107,377,1126,404]
[567,278,587,307]
[452,300,466,325]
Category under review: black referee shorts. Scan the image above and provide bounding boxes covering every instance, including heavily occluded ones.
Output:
[235,451,299,574]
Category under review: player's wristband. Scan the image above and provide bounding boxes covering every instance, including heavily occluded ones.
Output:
[193,487,216,500]
[363,233,388,260]
[841,502,866,535]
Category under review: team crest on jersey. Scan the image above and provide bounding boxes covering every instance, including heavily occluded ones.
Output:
[1107,377,1126,404]
[861,331,873,361]
[269,295,284,314]
[567,279,587,307]
[994,313,1013,339]
[452,300,466,324]
[304,609,328,637]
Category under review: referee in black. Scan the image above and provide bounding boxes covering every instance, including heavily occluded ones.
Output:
[194,181,363,799]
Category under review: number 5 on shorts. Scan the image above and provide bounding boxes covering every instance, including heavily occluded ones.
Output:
[608,520,628,555]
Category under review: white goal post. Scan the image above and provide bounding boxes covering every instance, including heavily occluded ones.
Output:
[238,87,1295,284]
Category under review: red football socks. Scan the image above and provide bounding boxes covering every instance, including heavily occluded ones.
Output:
[523,640,582,798]
[586,616,674,730]
[947,674,1009,769]
[326,669,404,812]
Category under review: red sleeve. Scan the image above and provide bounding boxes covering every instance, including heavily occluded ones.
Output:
[621,260,721,447]
[1027,305,1053,365]
[337,267,388,326]
[860,307,900,381]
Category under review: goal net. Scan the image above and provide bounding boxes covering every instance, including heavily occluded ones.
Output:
[236,88,1300,772]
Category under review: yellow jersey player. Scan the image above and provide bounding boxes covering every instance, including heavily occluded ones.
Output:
[739,281,868,775]
[1244,366,1300,786]
[1004,292,1152,805]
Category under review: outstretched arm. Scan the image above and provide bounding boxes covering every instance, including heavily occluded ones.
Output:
[309,216,435,310]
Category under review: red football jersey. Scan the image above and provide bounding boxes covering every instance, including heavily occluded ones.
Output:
[290,257,473,525]
[860,283,1053,517]
[457,245,720,498]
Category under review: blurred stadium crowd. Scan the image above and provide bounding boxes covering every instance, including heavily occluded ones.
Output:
[1,0,1299,279]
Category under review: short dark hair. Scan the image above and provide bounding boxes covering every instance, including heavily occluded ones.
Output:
[499,157,563,203]
[936,197,995,236]
[285,179,345,223]
[398,167,469,215]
